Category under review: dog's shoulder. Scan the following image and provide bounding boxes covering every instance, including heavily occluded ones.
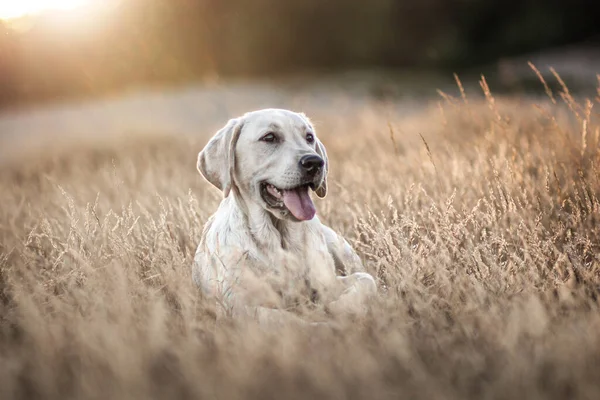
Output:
[317,219,365,275]
[201,197,249,245]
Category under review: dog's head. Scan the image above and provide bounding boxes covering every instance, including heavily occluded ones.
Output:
[197,109,328,221]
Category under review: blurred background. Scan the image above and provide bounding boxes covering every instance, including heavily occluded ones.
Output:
[1,0,598,109]
[0,0,598,159]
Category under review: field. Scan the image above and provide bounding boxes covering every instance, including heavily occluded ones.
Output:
[1,75,600,399]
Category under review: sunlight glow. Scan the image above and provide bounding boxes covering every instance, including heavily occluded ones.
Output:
[0,0,93,20]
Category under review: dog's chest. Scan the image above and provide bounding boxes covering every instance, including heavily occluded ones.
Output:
[254,243,336,309]
[274,230,337,290]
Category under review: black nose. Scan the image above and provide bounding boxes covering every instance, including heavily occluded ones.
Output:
[299,155,324,174]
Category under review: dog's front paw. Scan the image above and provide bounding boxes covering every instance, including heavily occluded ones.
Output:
[327,272,377,316]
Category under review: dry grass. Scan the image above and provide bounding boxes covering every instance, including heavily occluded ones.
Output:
[1,76,600,400]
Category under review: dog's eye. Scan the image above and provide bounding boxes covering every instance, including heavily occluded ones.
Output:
[306,133,315,143]
[260,133,277,143]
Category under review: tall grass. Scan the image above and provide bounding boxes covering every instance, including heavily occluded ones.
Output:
[1,73,600,399]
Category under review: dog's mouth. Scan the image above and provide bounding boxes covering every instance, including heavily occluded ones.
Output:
[260,182,317,221]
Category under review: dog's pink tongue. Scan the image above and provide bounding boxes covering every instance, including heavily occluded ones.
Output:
[282,186,316,221]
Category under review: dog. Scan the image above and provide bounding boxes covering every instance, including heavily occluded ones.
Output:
[193,109,376,326]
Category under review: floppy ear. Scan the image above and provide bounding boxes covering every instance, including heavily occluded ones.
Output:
[298,112,328,198]
[197,118,244,198]
[315,138,328,198]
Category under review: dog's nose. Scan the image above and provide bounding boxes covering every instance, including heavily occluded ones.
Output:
[299,155,324,174]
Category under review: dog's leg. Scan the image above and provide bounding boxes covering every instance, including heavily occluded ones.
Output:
[326,272,377,316]
[321,224,365,275]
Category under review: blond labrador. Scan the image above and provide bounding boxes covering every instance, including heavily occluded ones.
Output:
[193,109,376,326]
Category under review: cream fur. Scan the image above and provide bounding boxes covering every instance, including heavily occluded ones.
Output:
[193,109,376,326]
